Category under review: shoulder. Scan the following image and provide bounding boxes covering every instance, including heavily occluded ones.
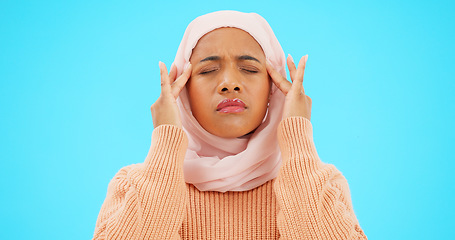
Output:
[110,163,145,180]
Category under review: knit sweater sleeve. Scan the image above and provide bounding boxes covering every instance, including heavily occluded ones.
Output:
[92,125,188,240]
[273,117,368,240]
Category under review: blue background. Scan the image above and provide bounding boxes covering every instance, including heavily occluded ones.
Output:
[1,0,454,239]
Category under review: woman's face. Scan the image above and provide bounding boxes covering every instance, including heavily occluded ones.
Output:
[188,27,271,138]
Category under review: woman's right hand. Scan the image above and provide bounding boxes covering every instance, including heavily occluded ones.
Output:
[150,61,192,128]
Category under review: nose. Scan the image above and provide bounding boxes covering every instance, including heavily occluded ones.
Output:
[217,67,243,94]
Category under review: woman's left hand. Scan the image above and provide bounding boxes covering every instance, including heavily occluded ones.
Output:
[266,54,312,121]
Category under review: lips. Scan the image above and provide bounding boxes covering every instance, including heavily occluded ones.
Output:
[216,98,246,113]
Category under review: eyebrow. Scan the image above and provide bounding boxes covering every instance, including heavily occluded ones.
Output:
[200,56,221,62]
[238,55,261,63]
[199,55,261,63]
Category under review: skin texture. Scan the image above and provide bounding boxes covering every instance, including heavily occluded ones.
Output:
[150,61,192,129]
[187,27,271,138]
[266,54,312,121]
[151,27,312,138]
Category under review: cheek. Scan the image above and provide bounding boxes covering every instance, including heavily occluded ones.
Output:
[250,76,271,101]
[187,79,213,115]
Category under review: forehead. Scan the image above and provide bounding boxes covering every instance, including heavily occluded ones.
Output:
[190,27,265,61]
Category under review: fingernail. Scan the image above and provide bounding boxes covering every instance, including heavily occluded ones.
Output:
[159,61,163,67]
[305,54,308,63]
[170,62,175,70]
[288,54,294,63]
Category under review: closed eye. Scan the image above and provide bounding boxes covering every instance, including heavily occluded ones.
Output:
[242,68,258,73]
[200,68,218,75]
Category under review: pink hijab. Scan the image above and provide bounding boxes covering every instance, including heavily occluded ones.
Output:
[173,10,287,192]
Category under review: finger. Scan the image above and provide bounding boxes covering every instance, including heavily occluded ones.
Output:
[266,60,292,95]
[294,55,308,85]
[171,63,192,98]
[286,54,297,83]
[291,55,308,95]
[296,55,308,82]
[169,63,177,84]
[159,61,171,95]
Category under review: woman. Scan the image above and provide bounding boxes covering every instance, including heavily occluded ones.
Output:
[93,10,367,239]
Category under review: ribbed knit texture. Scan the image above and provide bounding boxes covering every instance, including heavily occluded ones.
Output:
[179,182,279,239]
[93,118,367,239]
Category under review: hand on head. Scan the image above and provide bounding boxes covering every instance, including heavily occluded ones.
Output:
[148,11,313,192]
[150,61,192,128]
[151,53,312,130]
[266,54,312,121]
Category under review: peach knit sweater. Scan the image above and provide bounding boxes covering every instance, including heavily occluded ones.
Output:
[93,117,367,239]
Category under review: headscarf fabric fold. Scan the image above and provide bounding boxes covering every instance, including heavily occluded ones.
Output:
[172,10,287,192]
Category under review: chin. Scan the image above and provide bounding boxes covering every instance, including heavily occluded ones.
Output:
[213,131,251,139]
[195,113,264,138]
[211,123,258,138]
